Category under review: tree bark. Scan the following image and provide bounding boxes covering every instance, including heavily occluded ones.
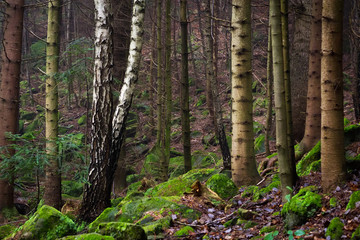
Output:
[44,0,62,210]
[80,0,146,222]
[204,0,231,170]
[270,0,296,200]
[265,19,273,157]
[180,0,192,173]
[231,0,261,186]
[321,0,346,192]
[297,0,322,157]
[0,0,24,210]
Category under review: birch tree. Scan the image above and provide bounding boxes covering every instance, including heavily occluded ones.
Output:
[79,0,146,222]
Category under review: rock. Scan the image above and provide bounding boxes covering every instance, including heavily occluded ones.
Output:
[58,233,115,240]
[281,186,322,229]
[95,222,147,240]
[7,205,76,240]
[325,217,344,240]
[205,173,238,199]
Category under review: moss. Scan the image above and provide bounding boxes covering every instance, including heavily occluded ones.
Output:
[77,115,87,126]
[146,168,218,197]
[296,141,321,176]
[205,174,238,199]
[88,207,121,232]
[174,226,195,237]
[168,156,185,178]
[62,180,84,197]
[259,225,277,235]
[95,222,146,240]
[141,216,171,235]
[241,185,260,201]
[7,205,76,240]
[0,224,16,239]
[281,186,321,229]
[325,217,344,240]
[346,190,360,210]
[351,224,360,240]
[58,233,115,240]
[236,220,257,229]
[330,197,338,208]
[259,180,280,195]
[303,159,321,175]
[111,197,123,207]
[192,151,220,169]
[224,218,238,228]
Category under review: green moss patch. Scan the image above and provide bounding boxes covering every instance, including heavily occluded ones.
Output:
[174,226,195,237]
[346,190,360,210]
[8,205,76,240]
[325,217,344,240]
[296,141,321,176]
[351,224,360,240]
[0,224,16,239]
[58,233,115,240]
[95,222,146,240]
[281,186,322,229]
[205,173,238,199]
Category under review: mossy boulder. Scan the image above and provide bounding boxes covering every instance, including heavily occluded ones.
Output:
[145,168,219,197]
[296,141,321,176]
[0,224,16,239]
[281,186,322,229]
[7,205,76,240]
[95,222,146,240]
[89,197,199,233]
[62,180,83,197]
[351,224,360,240]
[58,233,115,240]
[346,190,360,210]
[141,216,171,235]
[205,174,238,199]
[325,217,344,240]
[174,226,195,237]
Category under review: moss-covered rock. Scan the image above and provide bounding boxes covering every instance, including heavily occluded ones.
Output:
[141,216,171,235]
[174,226,195,237]
[296,141,321,176]
[62,180,84,197]
[0,224,16,239]
[58,233,115,240]
[237,219,258,229]
[168,156,185,179]
[95,222,146,240]
[346,190,360,210]
[7,205,76,240]
[330,197,338,208]
[259,225,277,235]
[89,197,199,233]
[145,168,219,197]
[351,224,360,240]
[325,217,344,240]
[281,186,322,229]
[241,186,260,201]
[205,174,238,199]
[77,115,87,126]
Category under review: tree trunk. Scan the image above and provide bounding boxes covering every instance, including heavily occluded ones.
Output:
[163,0,172,181]
[79,0,114,222]
[204,0,231,170]
[80,0,146,222]
[0,0,24,210]
[180,0,192,173]
[321,0,345,192]
[297,0,322,157]
[43,0,62,210]
[156,0,164,146]
[270,0,296,200]
[265,19,273,157]
[231,0,261,186]
[281,0,296,166]
[289,0,311,141]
